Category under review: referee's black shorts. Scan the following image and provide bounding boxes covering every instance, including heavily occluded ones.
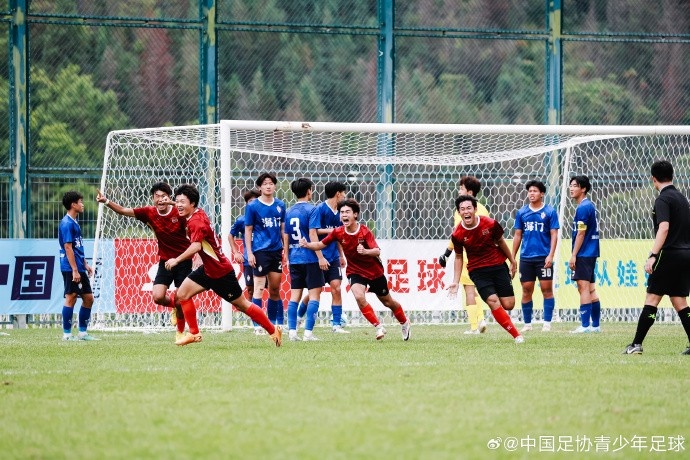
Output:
[647,249,690,297]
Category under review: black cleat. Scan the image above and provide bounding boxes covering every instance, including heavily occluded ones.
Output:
[622,343,643,355]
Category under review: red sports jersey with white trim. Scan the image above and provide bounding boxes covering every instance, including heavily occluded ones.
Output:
[321,224,384,280]
[133,206,189,261]
[450,216,506,272]
[186,208,233,279]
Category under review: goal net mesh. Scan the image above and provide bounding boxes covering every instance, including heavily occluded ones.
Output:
[92,122,690,330]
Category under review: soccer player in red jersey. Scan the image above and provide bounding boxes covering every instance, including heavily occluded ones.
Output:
[448,195,524,343]
[300,198,411,341]
[164,184,281,347]
[97,183,190,340]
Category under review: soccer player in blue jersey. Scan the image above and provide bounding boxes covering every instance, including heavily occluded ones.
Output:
[245,172,286,326]
[284,178,325,341]
[512,180,560,332]
[569,175,602,333]
[228,188,263,334]
[59,191,97,341]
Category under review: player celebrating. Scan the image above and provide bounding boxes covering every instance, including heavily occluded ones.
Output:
[448,195,524,343]
[97,183,190,341]
[59,191,97,341]
[512,180,560,332]
[284,178,324,341]
[300,199,411,341]
[164,184,281,347]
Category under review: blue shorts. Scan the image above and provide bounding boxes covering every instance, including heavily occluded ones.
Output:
[469,264,514,301]
[187,266,243,302]
[62,271,93,296]
[289,262,325,290]
[242,264,254,288]
[571,257,597,283]
[348,273,390,297]
[323,262,342,284]
[253,250,283,276]
[519,257,554,283]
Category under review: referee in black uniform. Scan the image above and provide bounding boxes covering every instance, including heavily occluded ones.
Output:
[624,160,690,355]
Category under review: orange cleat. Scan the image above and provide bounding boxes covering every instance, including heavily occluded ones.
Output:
[175,332,202,346]
[269,326,282,347]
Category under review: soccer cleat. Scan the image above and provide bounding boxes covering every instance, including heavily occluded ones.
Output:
[340,313,349,327]
[269,326,282,347]
[62,334,74,341]
[623,343,643,355]
[571,326,592,334]
[332,326,350,334]
[303,333,319,341]
[169,291,177,326]
[590,326,601,333]
[515,335,525,344]
[478,319,487,333]
[175,332,202,346]
[542,322,552,332]
[77,333,100,341]
[681,346,690,355]
[401,320,411,341]
[520,324,533,332]
[464,329,479,335]
[375,326,387,340]
[288,330,301,341]
[175,331,185,342]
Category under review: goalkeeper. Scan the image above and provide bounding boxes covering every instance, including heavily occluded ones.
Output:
[438,176,488,334]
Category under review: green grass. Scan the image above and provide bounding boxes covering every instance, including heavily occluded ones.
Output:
[1,323,688,459]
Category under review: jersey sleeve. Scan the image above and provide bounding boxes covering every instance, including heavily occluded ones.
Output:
[513,208,523,230]
[574,204,590,230]
[229,219,242,237]
[186,218,208,244]
[655,197,671,224]
[321,228,337,245]
[548,207,560,229]
[133,206,150,223]
[363,227,379,250]
[244,203,257,227]
[59,221,75,244]
[491,219,505,240]
[308,206,321,230]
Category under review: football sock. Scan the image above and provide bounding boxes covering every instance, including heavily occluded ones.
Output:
[392,305,408,325]
[246,305,275,335]
[181,299,199,334]
[251,298,262,328]
[465,304,479,330]
[591,300,601,327]
[543,297,555,322]
[491,307,520,338]
[78,306,92,332]
[521,301,533,324]
[360,304,380,327]
[62,306,74,334]
[266,298,279,324]
[287,301,299,330]
[331,305,343,327]
[297,301,308,319]
[305,300,320,331]
[579,303,592,327]
[275,299,285,325]
[676,306,690,342]
[632,305,657,345]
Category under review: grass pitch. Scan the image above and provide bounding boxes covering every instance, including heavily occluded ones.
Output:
[1,323,688,459]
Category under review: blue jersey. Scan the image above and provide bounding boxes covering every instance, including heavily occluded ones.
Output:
[309,201,342,263]
[58,214,86,272]
[285,201,318,264]
[245,197,286,252]
[571,198,600,257]
[229,215,249,262]
[514,204,560,259]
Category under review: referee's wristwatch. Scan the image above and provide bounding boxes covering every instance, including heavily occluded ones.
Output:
[648,252,658,259]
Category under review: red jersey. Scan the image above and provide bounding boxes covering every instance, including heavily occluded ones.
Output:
[186,208,234,279]
[133,206,189,261]
[450,216,506,272]
[321,224,384,280]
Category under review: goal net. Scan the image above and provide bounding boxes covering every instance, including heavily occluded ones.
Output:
[92,121,690,330]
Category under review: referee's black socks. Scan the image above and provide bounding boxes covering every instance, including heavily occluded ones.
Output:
[677,306,690,342]
[632,305,658,345]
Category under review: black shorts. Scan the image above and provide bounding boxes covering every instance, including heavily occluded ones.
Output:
[253,250,283,276]
[647,249,690,297]
[323,262,342,284]
[242,264,254,288]
[187,266,243,302]
[519,257,554,283]
[469,264,514,301]
[289,262,325,290]
[62,271,93,296]
[571,256,597,283]
[348,273,390,297]
[154,259,193,289]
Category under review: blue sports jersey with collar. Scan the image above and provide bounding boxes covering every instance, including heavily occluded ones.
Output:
[245,197,286,252]
[309,201,342,263]
[59,214,86,271]
[229,216,249,260]
[571,198,600,257]
[285,201,318,264]
[514,203,560,259]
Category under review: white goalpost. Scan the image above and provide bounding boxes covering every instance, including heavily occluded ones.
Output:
[92,121,690,331]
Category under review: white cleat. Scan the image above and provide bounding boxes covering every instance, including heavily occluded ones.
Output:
[401,320,411,341]
[463,329,479,335]
[288,330,301,341]
[302,333,319,341]
[515,335,525,344]
[571,326,592,334]
[478,319,487,333]
[332,326,350,334]
[520,324,533,332]
[542,322,552,332]
[375,326,387,340]
[590,326,601,333]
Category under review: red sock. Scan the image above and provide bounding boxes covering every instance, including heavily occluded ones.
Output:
[392,305,408,324]
[176,307,186,333]
[246,305,276,335]
[181,298,199,334]
[491,307,519,338]
[360,304,380,327]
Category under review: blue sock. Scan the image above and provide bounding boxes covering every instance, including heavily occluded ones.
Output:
[266,298,280,324]
[521,301,533,324]
[275,299,285,325]
[287,301,298,330]
[579,303,592,327]
[543,297,555,322]
[62,306,74,334]
[251,298,262,327]
[297,301,307,319]
[305,300,320,331]
[78,307,92,332]
[591,300,601,327]
[331,305,343,327]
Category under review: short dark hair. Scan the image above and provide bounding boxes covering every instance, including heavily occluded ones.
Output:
[324,181,347,199]
[62,191,83,210]
[651,160,673,182]
[256,172,277,188]
[455,194,477,212]
[570,175,591,194]
[525,180,546,193]
[150,182,173,197]
[174,184,199,207]
[243,188,260,203]
[291,178,313,199]
[459,176,481,197]
[337,198,360,215]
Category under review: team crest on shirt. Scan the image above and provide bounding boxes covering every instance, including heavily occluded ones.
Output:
[277,206,282,213]
[171,217,178,223]
[482,229,490,235]
[540,212,546,219]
